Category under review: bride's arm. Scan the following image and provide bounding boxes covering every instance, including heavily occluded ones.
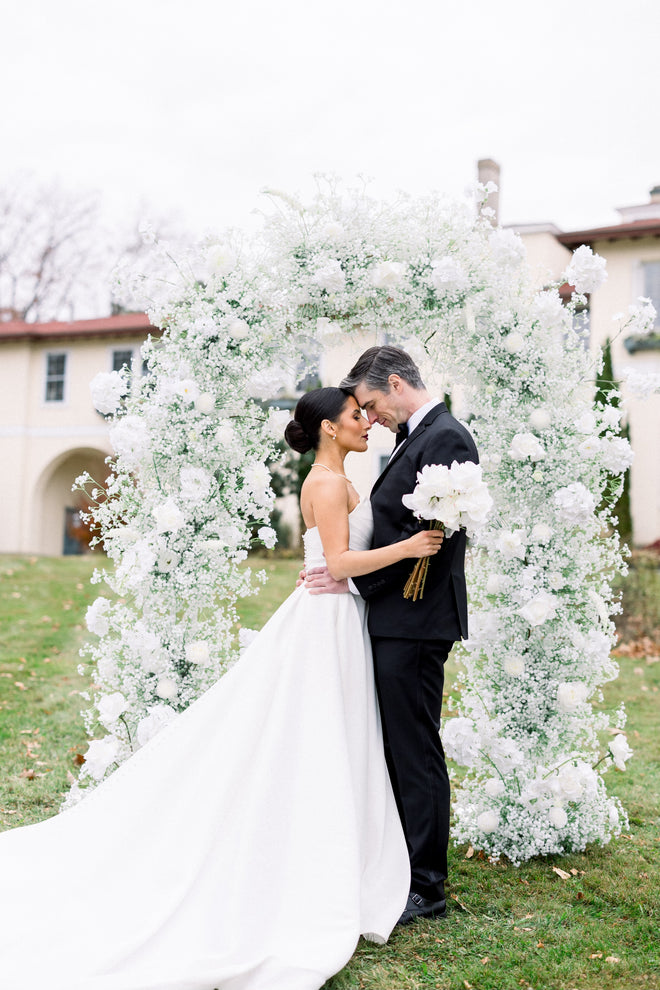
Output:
[312,481,443,582]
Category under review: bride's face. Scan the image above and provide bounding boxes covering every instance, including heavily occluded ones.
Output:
[332,397,371,452]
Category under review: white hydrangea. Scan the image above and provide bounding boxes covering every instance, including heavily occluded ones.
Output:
[564,245,607,295]
[90,370,129,415]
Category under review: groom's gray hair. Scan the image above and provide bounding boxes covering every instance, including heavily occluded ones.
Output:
[340,345,425,393]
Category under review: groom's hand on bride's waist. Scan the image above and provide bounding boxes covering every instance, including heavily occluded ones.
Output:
[302,566,349,595]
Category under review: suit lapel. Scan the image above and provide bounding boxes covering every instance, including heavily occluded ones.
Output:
[371,403,447,495]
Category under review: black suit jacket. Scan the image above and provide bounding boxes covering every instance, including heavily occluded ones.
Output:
[353,403,479,641]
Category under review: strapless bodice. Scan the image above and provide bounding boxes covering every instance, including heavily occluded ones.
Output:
[303,500,373,569]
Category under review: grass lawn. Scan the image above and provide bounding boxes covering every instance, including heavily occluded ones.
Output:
[1,551,658,989]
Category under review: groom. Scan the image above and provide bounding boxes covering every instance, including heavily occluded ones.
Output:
[306,345,478,924]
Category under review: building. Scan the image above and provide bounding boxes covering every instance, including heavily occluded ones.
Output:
[0,313,157,555]
[512,185,660,546]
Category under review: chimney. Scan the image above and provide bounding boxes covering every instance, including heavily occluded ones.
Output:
[477,158,500,225]
[650,185,660,204]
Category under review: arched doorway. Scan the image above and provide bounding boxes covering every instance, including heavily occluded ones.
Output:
[34,447,111,555]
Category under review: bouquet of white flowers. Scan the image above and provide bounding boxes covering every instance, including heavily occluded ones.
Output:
[401,460,492,600]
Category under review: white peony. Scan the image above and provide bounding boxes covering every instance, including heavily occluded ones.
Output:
[509,432,545,461]
[228,318,250,340]
[90,370,129,415]
[609,733,633,770]
[557,681,589,713]
[519,590,558,626]
[372,260,405,288]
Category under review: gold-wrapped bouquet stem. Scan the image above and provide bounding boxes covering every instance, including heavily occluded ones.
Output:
[403,520,445,601]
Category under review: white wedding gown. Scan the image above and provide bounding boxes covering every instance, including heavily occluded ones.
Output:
[0,500,410,990]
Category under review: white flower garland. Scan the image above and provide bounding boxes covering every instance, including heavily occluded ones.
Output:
[69,179,639,865]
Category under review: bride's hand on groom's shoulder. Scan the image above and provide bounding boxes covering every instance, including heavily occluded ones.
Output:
[303,566,349,595]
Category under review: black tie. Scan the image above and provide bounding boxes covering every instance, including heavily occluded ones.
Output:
[394,422,409,448]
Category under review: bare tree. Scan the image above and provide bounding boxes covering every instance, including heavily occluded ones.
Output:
[0,173,116,322]
[0,174,193,323]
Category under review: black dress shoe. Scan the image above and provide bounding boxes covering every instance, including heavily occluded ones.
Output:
[397,890,447,925]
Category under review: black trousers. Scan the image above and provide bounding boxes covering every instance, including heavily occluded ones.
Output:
[371,636,453,900]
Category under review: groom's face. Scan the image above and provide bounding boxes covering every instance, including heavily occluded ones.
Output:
[353,381,403,433]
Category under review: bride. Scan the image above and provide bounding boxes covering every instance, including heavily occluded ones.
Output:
[0,386,443,990]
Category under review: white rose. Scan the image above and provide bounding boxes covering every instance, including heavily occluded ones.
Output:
[503,654,526,677]
[600,437,634,474]
[519,590,558,626]
[484,777,505,798]
[153,498,185,534]
[575,411,597,434]
[194,392,215,414]
[548,806,568,828]
[372,260,405,289]
[557,681,589,713]
[96,691,128,727]
[185,640,210,666]
[90,370,129,415]
[600,405,621,430]
[530,523,553,544]
[509,432,545,461]
[477,810,500,833]
[495,529,526,559]
[155,676,178,701]
[84,736,119,780]
[228,318,250,340]
[609,733,633,771]
[430,257,468,293]
[215,419,235,447]
[486,573,508,594]
[547,570,565,590]
[313,260,345,293]
[529,407,552,430]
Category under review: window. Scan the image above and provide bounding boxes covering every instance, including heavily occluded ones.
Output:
[112,349,134,372]
[45,353,67,402]
[642,261,660,326]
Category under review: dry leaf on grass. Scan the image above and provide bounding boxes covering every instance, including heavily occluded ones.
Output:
[552,866,572,880]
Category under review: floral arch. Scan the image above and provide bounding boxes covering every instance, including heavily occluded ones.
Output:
[73,180,646,863]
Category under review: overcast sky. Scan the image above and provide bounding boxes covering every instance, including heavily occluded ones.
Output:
[3,0,659,239]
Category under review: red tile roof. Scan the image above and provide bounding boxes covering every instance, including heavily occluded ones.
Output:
[0,313,159,343]
[558,218,660,248]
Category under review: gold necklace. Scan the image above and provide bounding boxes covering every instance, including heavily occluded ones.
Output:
[311,463,353,484]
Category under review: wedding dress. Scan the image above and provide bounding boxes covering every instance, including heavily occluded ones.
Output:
[0,500,410,990]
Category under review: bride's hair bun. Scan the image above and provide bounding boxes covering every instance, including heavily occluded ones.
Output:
[284,386,353,454]
[284,419,313,454]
